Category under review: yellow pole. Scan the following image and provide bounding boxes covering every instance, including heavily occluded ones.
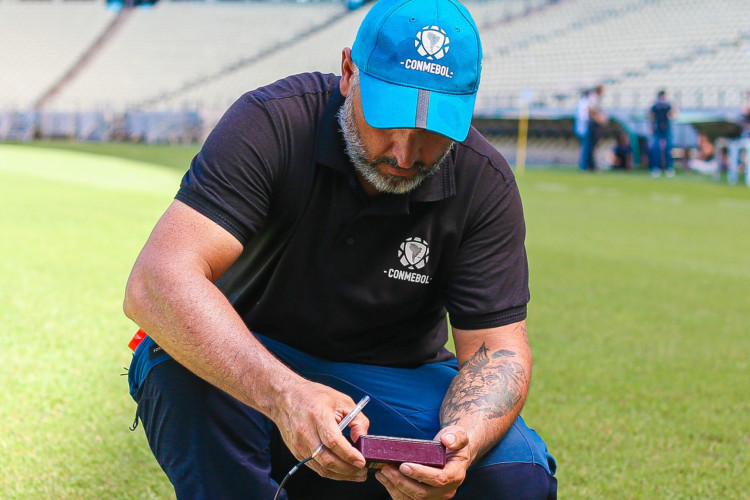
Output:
[516,99,529,175]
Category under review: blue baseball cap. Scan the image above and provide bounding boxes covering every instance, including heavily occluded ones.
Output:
[351,0,482,142]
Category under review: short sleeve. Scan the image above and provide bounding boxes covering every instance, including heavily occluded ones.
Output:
[176,93,285,244]
[444,176,529,330]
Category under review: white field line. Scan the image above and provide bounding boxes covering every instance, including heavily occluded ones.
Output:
[649,192,685,204]
[717,198,750,210]
[584,186,621,197]
[532,182,570,193]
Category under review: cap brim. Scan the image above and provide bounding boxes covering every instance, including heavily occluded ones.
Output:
[358,71,476,143]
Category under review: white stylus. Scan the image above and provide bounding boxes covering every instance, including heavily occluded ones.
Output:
[311,395,370,458]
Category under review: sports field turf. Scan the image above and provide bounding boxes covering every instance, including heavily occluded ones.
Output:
[0,142,747,499]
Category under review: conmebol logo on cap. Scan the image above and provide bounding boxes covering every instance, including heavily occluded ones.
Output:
[415,25,450,60]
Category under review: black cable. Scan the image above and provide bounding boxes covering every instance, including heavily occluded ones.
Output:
[273,456,314,500]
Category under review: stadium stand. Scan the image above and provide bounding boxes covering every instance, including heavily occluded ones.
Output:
[474,0,750,112]
[0,0,118,139]
[0,0,117,111]
[144,2,367,113]
[1,0,749,173]
[51,1,348,111]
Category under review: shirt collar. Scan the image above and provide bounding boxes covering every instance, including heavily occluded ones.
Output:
[314,82,456,205]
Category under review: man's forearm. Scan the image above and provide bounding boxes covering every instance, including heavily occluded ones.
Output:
[124,260,302,423]
[439,339,530,464]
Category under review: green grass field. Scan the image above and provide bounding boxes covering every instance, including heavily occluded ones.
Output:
[1,142,748,499]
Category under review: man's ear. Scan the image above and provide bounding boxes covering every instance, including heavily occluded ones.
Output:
[340,47,355,97]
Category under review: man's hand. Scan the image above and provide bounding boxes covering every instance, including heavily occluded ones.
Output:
[275,380,370,482]
[374,426,471,499]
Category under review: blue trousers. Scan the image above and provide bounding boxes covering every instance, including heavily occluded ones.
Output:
[578,130,591,170]
[649,132,673,171]
[129,334,557,499]
[579,123,602,171]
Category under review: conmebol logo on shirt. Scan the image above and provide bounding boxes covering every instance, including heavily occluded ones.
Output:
[399,237,429,270]
[385,237,431,284]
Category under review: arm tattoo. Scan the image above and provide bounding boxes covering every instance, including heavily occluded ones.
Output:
[440,343,527,428]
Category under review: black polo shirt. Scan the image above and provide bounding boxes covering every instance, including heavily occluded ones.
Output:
[176,72,529,368]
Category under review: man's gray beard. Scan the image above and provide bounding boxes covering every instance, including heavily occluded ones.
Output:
[337,91,453,195]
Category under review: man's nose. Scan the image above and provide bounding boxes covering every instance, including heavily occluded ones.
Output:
[391,130,421,168]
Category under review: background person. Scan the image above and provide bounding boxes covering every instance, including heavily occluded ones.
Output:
[575,88,590,169]
[579,85,607,171]
[123,0,557,499]
[686,133,718,175]
[607,130,633,170]
[740,89,750,138]
[648,89,678,177]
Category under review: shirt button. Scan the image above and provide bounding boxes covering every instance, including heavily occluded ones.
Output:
[346,237,355,245]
